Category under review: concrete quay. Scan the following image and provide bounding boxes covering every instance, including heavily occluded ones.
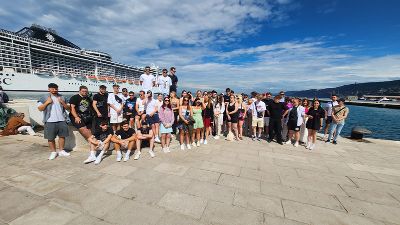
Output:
[0,134,400,225]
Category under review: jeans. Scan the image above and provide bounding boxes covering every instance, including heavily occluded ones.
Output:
[328,121,345,142]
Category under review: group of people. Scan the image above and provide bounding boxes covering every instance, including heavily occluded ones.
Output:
[2,65,349,164]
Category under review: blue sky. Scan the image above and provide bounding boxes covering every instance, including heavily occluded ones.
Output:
[1,0,400,93]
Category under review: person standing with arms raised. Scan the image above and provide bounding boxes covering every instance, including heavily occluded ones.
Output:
[37,83,70,160]
[140,66,155,92]
[69,86,94,140]
[169,67,178,93]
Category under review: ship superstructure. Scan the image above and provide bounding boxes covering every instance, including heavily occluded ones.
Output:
[0,24,160,93]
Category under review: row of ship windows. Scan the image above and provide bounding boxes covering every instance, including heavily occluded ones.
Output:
[1,63,30,68]
[0,73,16,76]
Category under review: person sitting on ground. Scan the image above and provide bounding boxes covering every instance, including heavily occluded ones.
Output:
[69,86,93,140]
[0,113,36,136]
[84,121,113,165]
[134,117,155,160]
[112,120,137,162]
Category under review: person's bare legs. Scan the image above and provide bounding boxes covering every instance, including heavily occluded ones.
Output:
[232,123,239,140]
[238,120,244,139]
[166,133,171,147]
[48,140,56,152]
[58,137,65,151]
[179,129,185,145]
[161,133,166,148]
[257,127,263,139]
[294,131,300,143]
[78,127,92,140]
[252,126,257,138]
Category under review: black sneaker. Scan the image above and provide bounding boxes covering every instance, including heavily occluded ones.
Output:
[267,139,272,143]
[278,142,283,145]
[325,140,330,143]
[332,141,337,145]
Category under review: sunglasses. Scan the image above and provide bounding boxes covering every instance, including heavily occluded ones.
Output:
[129,95,134,96]
[164,99,170,101]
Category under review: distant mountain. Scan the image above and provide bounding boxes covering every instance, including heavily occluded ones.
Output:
[286,80,400,98]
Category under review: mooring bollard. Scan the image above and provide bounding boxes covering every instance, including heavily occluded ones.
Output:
[351,126,372,139]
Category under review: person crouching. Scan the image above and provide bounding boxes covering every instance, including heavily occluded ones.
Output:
[112,120,137,162]
[84,121,113,165]
[134,117,155,160]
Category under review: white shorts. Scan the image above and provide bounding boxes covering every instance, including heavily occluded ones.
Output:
[264,117,270,126]
[110,114,123,124]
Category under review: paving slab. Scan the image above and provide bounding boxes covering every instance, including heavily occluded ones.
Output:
[156,212,207,225]
[99,163,138,177]
[104,200,165,225]
[183,167,221,183]
[153,162,189,176]
[198,161,241,176]
[184,180,235,204]
[65,215,112,225]
[347,163,400,177]
[201,200,263,225]
[9,203,80,225]
[340,185,400,207]
[337,196,400,224]
[158,191,208,219]
[263,214,308,225]
[233,190,284,217]
[118,181,168,204]
[0,187,47,223]
[282,199,385,225]
[87,174,132,194]
[218,174,260,193]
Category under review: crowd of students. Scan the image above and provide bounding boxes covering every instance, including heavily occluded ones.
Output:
[7,66,349,164]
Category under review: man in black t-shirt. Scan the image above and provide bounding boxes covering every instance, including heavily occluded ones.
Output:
[123,91,137,128]
[84,121,113,165]
[262,92,273,137]
[69,86,93,139]
[92,85,109,129]
[112,121,137,162]
[266,95,288,144]
[169,67,178,93]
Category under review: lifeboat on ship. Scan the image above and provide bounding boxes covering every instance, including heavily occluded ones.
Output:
[97,76,108,82]
[35,70,54,78]
[58,73,72,79]
[74,74,87,81]
[87,75,97,80]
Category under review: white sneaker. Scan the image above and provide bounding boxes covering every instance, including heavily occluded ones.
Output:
[162,147,168,153]
[134,151,141,160]
[310,144,315,150]
[187,144,191,150]
[196,142,200,147]
[200,139,204,144]
[155,137,161,143]
[180,144,185,150]
[166,147,171,153]
[97,141,104,151]
[94,152,104,165]
[48,152,57,160]
[84,155,96,164]
[204,140,208,145]
[149,150,155,158]
[294,142,299,147]
[116,151,122,162]
[123,152,130,162]
[58,150,70,157]
[213,136,220,139]
[306,142,311,149]
[192,142,196,147]
[284,140,291,145]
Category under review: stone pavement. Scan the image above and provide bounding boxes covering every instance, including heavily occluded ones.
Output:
[1,134,400,225]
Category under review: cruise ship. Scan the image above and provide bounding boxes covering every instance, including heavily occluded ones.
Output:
[0,24,160,93]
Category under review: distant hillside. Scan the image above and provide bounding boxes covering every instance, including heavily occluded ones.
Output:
[286,80,400,98]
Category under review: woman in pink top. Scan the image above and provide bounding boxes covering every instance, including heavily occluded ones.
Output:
[158,96,175,153]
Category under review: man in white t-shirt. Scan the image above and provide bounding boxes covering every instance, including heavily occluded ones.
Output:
[250,94,266,141]
[324,94,338,140]
[157,68,172,96]
[145,90,160,143]
[139,66,155,92]
[108,84,125,131]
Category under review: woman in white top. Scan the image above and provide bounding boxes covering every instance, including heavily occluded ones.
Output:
[213,95,225,139]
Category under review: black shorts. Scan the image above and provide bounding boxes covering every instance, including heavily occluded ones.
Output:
[287,121,300,131]
[326,116,333,124]
[124,112,136,120]
[70,116,93,129]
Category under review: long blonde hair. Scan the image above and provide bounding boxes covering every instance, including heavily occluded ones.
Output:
[236,95,243,104]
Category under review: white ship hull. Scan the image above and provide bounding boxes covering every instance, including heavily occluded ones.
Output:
[1,72,156,94]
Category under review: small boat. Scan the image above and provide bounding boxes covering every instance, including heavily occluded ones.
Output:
[35,70,54,78]
[87,75,97,80]
[74,74,87,80]
[58,73,72,79]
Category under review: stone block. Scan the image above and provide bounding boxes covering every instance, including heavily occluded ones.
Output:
[158,191,207,219]
[217,174,260,193]
[202,201,263,225]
